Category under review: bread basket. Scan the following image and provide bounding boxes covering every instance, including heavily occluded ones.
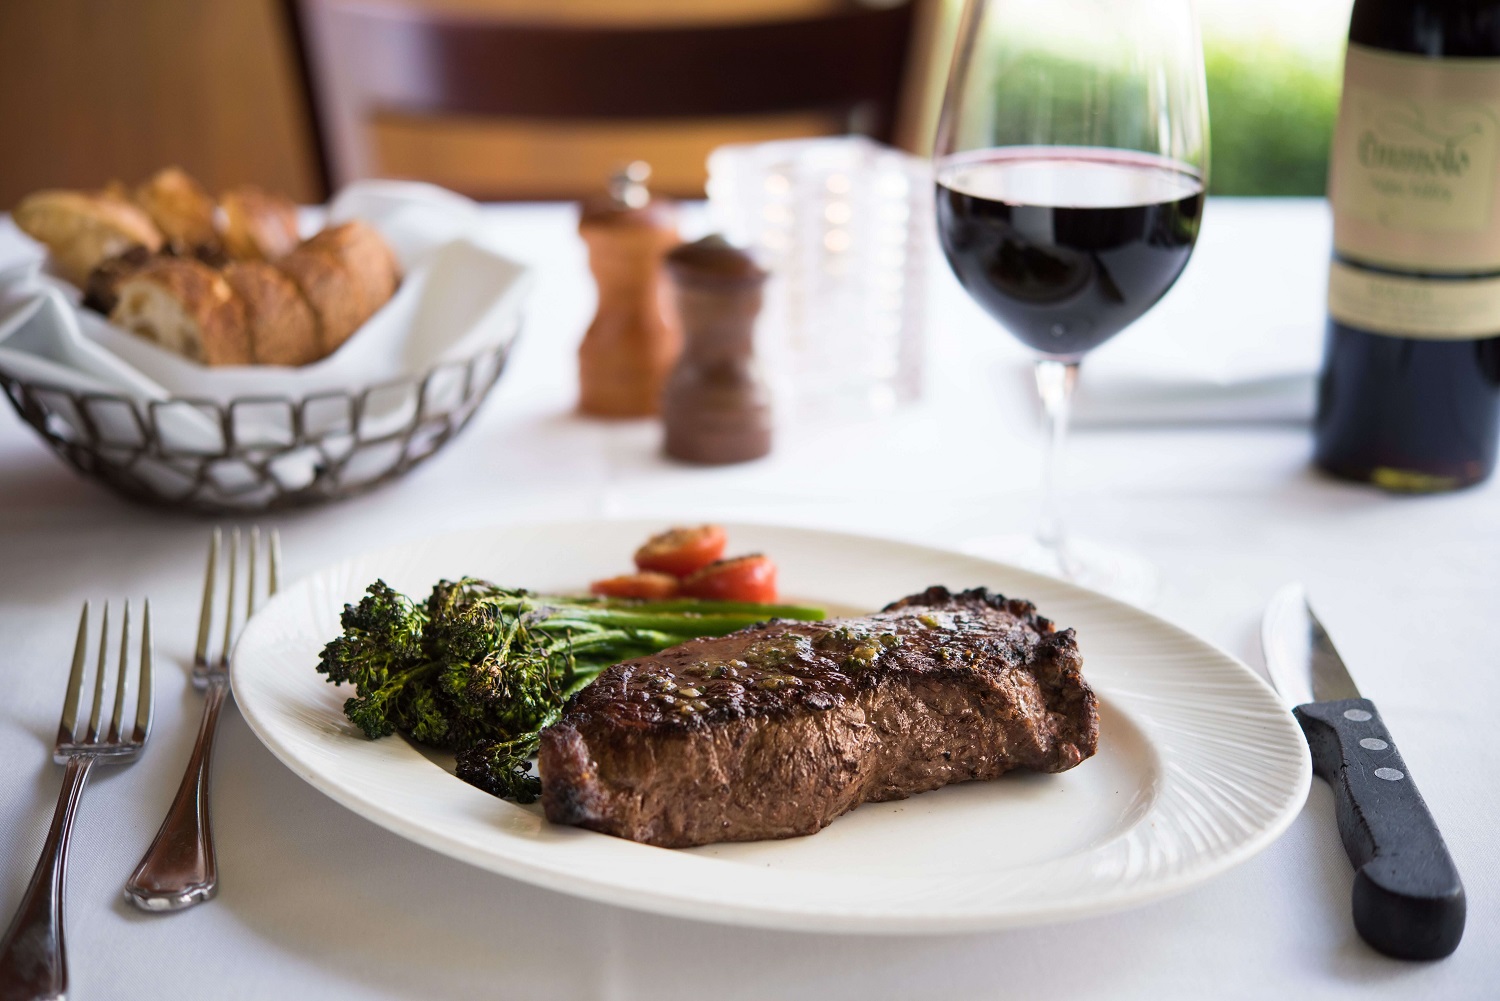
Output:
[0,180,534,514]
[0,341,512,513]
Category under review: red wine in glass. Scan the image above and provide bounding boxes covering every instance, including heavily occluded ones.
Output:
[936,148,1204,359]
[932,0,1208,601]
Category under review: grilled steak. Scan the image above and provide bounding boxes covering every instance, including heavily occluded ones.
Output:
[538,586,1098,848]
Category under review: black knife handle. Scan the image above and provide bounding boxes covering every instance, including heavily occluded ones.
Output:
[1294,698,1465,960]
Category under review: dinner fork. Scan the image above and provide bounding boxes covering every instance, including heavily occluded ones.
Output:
[0,601,153,1001]
[125,527,279,912]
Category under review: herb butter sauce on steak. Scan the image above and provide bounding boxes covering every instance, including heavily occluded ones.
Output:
[538,586,1098,848]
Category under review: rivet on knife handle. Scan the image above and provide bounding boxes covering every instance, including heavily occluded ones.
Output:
[1294,698,1465,960]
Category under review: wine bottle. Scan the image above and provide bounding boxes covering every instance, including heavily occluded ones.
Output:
[1316,0,1500,491]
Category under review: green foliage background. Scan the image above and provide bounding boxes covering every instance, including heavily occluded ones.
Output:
[1205,42,1340,195]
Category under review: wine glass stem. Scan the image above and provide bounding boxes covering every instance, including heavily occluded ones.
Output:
[1034,358,1080,554]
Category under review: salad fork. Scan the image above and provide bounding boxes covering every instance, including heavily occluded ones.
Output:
[125,527,279,912]
[0,601,153,1001]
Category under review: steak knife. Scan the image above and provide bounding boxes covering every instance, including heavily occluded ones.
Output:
[1261,583,1465,960]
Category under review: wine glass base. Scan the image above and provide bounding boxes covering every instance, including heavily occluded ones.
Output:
[959,533,1160,607]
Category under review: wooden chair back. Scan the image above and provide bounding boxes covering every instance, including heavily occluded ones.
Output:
[284,1,917,199]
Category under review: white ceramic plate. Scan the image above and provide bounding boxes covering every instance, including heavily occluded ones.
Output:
[232,520,1311,934]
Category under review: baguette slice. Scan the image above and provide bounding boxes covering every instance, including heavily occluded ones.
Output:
[277,220,399,356]
[13,190,163,287]
[134,167,218,251]
[110,258,252,366]
[223,260,320,366]
[220,185,301,261]
[82,245,155,314]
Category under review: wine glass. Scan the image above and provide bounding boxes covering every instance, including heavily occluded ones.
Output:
[933,0,1209,602]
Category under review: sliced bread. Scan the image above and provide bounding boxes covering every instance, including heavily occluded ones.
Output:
[134,167,218,252]
[277,220,399,357]
[110,257,252,366]
[223,260,320,367]
[219,185,301,261]
[13,190,163,287]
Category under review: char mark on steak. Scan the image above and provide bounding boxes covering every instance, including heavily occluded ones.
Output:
[538,586,1098,848]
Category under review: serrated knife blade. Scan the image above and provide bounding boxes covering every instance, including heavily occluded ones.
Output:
[1261,583,1359,707]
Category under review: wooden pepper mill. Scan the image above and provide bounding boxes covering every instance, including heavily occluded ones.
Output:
[661,236,773,464]
[577,162,682,417]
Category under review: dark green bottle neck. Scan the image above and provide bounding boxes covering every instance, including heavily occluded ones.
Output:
[1350,0,1500,56]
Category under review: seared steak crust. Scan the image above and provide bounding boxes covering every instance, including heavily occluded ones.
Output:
[538,587,1097,848]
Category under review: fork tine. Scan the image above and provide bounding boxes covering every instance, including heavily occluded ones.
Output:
[196,528,220,668]
[222,528,240,667]
[135,600,154,743]
[109,601,131,743]
[248,526,260,617]
[57,603,89,748]
[269,528,282,595]
[86,602,109,742]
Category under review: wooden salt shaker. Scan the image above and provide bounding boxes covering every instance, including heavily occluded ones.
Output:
[661,236,772,464]
[577,162,682,417]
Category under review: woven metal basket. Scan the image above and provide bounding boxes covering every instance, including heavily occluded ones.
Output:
[0,342,513,514]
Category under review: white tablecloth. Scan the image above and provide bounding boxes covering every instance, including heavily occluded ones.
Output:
[0,200,1494,1001]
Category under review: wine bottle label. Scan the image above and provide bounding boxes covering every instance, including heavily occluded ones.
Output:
[1329,260,1500,338]
[1330,44,1500,275]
